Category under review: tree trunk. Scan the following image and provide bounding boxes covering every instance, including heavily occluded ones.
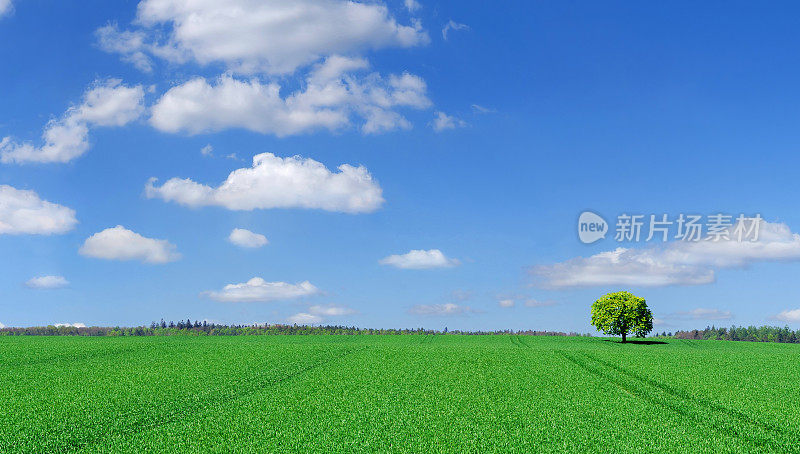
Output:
[622,332,627,343]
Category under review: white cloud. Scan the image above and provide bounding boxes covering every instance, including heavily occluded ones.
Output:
[308,305,356,316]
[54,322,86,328]
[530,220,800,288]
[99,0,428,75]
[307,55,370,84]
[205,278,318,303]
[287,312,323,325]
[25,275,69,289]
[498,299,514,308]
[442,20,469,40]
[0,185,77,235]
[150,75,342,136]
[471,104,496,114]
[0,321,4,328]
[775,309,800,323]
[404,0,421,13]
[285,305,354,325]
[665,308,733,321]
[146,152,384,213]
[531,247,716,288]
[409,303,471,316]
[1,80,144,164]
[96,25,153,72]
[0,0,13,18]
[149,67,430,136]
[525,299,556,308]
[200,144,213,156]
[228,228,268,248]
[431,111,467,131]
[79,225,180,264]
[379,249,460,269]
[72,80,146,127]
[0,122,89,164]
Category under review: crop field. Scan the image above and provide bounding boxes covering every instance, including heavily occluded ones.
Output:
[2,335,800,452]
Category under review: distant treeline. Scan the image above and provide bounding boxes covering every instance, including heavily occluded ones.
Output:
[660,325,800,343]
[0,320,588,337]
[4,322,799,343]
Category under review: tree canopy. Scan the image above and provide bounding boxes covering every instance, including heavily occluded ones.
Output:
[591,291,653,342]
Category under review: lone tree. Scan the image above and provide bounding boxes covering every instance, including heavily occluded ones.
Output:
[591,291,653,342]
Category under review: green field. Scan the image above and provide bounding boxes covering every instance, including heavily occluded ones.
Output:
[2,335,800,452]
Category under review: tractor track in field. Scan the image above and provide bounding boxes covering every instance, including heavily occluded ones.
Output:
[555,350,798,451]
[46,345,369,453]
[582,352,797,441]
[508,336,796,449]
[509,335,530,349]
[678,339,701,349]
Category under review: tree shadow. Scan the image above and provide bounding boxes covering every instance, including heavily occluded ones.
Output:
[601,339,668,345]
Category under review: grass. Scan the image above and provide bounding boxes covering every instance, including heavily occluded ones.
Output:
[2,335,800,452]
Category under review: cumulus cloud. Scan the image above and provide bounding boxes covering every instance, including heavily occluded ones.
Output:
[403,0,422,13]
[25,275,69,289]
[663,308,733,321]
[0,321,4,328]
[775,309,800,323]
[498,299,514,308]
[98,0,428,75]
[96,25,153,72]
[200,144,213,156]
[1,80,144,164]
[530,220,800,288]
[54,322,86,328]
[404,0,421,13]
[0,0,12,18]
[204,277,319,303]
[100,3,435,137]
[286,305,354,325]
[0,185,77,235]
[379,249,460,269]
[287,312,323,325]
[72,80,146,127]
[149,66,430,136]
[79,226,180,264]
[409,303,472,316]
[431,111,467,132]
[228,228,268,248]
[146,152,384,213]
[308,305,356,316]
[442,20,469,40]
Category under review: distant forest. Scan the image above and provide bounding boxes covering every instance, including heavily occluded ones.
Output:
[2,322,800,343]
[0,320,585,337]
[664,325,800,343]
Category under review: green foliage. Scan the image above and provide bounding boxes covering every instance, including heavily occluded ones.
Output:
[2,336,800,452]
[590,291,653,341]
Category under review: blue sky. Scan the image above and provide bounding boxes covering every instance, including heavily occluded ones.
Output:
[3,1,800,332]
